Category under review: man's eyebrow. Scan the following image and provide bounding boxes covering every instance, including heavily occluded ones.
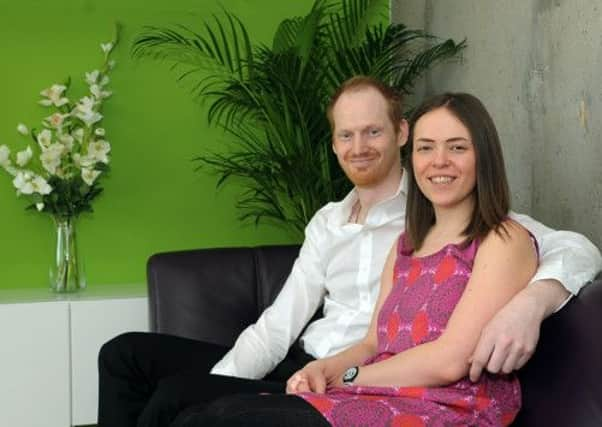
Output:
[336,124,383,134]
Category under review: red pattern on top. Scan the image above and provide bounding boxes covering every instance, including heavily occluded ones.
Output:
[299,234,523,426]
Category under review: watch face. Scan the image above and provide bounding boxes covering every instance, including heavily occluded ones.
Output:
[343,366,359,384]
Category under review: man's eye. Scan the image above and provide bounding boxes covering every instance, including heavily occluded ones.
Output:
[369,129,381,136]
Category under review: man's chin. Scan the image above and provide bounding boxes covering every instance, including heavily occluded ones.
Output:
[347,171,384,187]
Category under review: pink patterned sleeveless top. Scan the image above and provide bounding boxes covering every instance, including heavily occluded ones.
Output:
[300,233,526,427]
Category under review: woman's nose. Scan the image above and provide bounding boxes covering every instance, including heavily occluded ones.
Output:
[433,147,449,166]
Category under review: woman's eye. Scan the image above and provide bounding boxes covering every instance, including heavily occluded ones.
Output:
[451,145,467,151]
[415,145,431,152]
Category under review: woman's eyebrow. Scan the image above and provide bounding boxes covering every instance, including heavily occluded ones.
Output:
[415,136,469,143]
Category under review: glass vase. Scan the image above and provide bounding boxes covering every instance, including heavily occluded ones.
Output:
[50,216,86,293]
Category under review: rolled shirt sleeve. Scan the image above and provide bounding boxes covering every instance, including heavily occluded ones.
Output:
[510,212,602,304]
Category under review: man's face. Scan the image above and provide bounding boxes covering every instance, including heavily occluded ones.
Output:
[331,87,407,188]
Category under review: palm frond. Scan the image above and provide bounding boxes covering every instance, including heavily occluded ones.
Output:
[132,12,254,94]
[133,0,465,236]
[392,38,467,94]
[327,0,386,50]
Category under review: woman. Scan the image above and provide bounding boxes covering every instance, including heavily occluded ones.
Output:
[182,93,537,427]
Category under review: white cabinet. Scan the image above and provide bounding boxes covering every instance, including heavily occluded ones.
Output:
[0,301,71,427]
[0,285,148,427]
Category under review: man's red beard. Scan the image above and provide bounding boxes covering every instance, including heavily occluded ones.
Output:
[339,150,400,188]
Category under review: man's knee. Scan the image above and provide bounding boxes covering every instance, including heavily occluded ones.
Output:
[98,331,148,370]
[138,375,194,426]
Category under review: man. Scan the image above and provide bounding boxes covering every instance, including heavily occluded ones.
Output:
[98,76,602,427]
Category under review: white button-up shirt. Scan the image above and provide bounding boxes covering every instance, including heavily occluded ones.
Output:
[211,173,602,379]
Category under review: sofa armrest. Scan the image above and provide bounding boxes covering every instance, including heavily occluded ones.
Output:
[515,274,602,426]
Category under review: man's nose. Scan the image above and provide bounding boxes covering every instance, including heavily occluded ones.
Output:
[351,135,368,155]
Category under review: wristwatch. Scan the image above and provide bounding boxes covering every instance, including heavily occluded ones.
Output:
[342,366,359,385]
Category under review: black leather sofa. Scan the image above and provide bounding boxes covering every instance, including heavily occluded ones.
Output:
[147,244,602,426]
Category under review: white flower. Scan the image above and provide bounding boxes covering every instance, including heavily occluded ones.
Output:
[94,127,105,137]
[100,42,113,53]
[75,109,103,128]
[100,75,110,86]
[58,133,74,150]
[82,167,101,185]
[45,112,68,129]
[87,140,111,163]
[37,129,53,149]
[36,202,45,211]
[39,84,69,107]
[13,171,34,194]
[16,146,33,167]
[32,175,52,195]
[73,153,95,168]
[73,128,85,143]
[85,70,100,85]
[13,171,50,195]
[74,97,102,127]
[78,96,96,111]
[0,145,10,166]
[108,59,116,70]
[40,143,65,174]
[90,84,112,99]
[17,123,29,135]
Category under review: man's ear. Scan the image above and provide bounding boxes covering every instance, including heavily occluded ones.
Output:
[397,119,409,148]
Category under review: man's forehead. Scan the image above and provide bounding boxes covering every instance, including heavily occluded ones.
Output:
[333,89,389,120]
[334,86,387,107]
[334,118,388,133]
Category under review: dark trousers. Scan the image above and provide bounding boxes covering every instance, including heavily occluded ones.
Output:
[97,331,319,427]
[172,393,331,427]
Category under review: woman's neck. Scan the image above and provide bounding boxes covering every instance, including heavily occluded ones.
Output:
[416,196,475,255]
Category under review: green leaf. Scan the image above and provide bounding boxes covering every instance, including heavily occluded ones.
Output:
[132,0,465,236]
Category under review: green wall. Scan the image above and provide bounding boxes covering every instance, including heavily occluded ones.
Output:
[0,0,316,290]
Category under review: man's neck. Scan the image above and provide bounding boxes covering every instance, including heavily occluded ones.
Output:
[354,169,402,223]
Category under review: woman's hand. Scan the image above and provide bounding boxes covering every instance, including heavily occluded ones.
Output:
[286,360,332,394]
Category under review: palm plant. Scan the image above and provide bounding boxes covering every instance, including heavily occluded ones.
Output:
[132,0,465,237]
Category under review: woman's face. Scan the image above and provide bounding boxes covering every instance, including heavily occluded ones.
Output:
[412,107,477,212]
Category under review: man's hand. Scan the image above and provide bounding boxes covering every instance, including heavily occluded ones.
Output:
[286,361,329,394]
[468,285,548,381]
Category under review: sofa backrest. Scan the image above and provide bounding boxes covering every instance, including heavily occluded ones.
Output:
[147,245,300,347]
